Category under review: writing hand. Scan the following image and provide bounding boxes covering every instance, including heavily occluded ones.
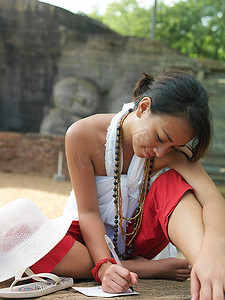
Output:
[101,264,138,294]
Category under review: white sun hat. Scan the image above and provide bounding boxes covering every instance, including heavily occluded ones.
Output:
[0,198,75,282]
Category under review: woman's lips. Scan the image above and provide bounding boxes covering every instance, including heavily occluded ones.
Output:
[145,148,154,158]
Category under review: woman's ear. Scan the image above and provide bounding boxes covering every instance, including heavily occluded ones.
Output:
[136,97,151,118]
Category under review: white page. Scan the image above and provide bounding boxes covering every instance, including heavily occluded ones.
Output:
[73,286,139,297]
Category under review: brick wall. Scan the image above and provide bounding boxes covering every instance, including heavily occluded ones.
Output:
[0,132,70,179]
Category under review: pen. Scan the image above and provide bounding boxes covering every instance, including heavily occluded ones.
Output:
[104,234,134,291]
[104,234,122,266]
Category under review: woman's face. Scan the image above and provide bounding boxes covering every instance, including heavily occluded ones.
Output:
[131,99,195,159]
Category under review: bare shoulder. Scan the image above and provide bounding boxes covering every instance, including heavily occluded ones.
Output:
[66,114,114,139]
[65,114,115,154]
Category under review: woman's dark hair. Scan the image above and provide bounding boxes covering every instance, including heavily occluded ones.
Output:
[133,68,213,161]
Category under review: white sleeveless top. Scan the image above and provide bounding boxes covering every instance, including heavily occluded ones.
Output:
[63,103,176,257]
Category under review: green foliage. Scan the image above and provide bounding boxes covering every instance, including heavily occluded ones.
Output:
[89,0,151,38]
[156,0,225,60]
[86,0,225,61]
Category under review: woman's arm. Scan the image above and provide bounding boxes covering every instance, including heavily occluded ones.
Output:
[65,119,137,292]
[168,153,225,300]
[66,121,109,262]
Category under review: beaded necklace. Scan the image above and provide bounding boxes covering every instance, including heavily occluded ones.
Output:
[112,109,154,259]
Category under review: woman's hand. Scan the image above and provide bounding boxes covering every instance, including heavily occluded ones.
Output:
[191,235,225,300]
[100,263,138,293]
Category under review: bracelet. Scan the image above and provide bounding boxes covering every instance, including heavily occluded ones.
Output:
[91,258,117,283]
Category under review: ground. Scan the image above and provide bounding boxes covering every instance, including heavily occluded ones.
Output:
[0,171,224,299]
[0,172,72,219]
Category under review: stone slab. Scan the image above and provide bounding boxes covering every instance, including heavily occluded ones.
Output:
[0,278,191,299]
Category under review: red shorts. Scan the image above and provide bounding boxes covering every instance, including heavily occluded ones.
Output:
[31,169,193,273]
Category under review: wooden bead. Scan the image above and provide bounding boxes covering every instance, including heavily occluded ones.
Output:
[112,111,154,259]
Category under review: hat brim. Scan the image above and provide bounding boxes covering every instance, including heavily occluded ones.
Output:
[0,207,74,282]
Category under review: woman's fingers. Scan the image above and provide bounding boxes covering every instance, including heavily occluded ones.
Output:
[175,267,191,281]
[191,267,225,300]
[199,282,212,300]
[103,276,129,293]
[191,270,200,300]
[130,271,138,285]
[199,281,224,300]
[212,280,225,300]
[102,265,136,293]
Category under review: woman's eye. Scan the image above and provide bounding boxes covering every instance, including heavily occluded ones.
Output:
[157,134,164,143]
[172,146,178,151]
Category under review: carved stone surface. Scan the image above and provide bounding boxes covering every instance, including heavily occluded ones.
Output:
[53,77,100,117]
[0,0,116,132]
[1,0,225,158]
[40,77,100,135]
[40,109,80,136]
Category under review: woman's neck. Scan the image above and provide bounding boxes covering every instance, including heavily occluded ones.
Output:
[121,112,135,173]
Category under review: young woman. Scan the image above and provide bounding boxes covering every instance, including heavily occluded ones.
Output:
[31,68,225,300]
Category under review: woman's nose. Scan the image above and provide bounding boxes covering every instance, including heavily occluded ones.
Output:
[153,146,169,158]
